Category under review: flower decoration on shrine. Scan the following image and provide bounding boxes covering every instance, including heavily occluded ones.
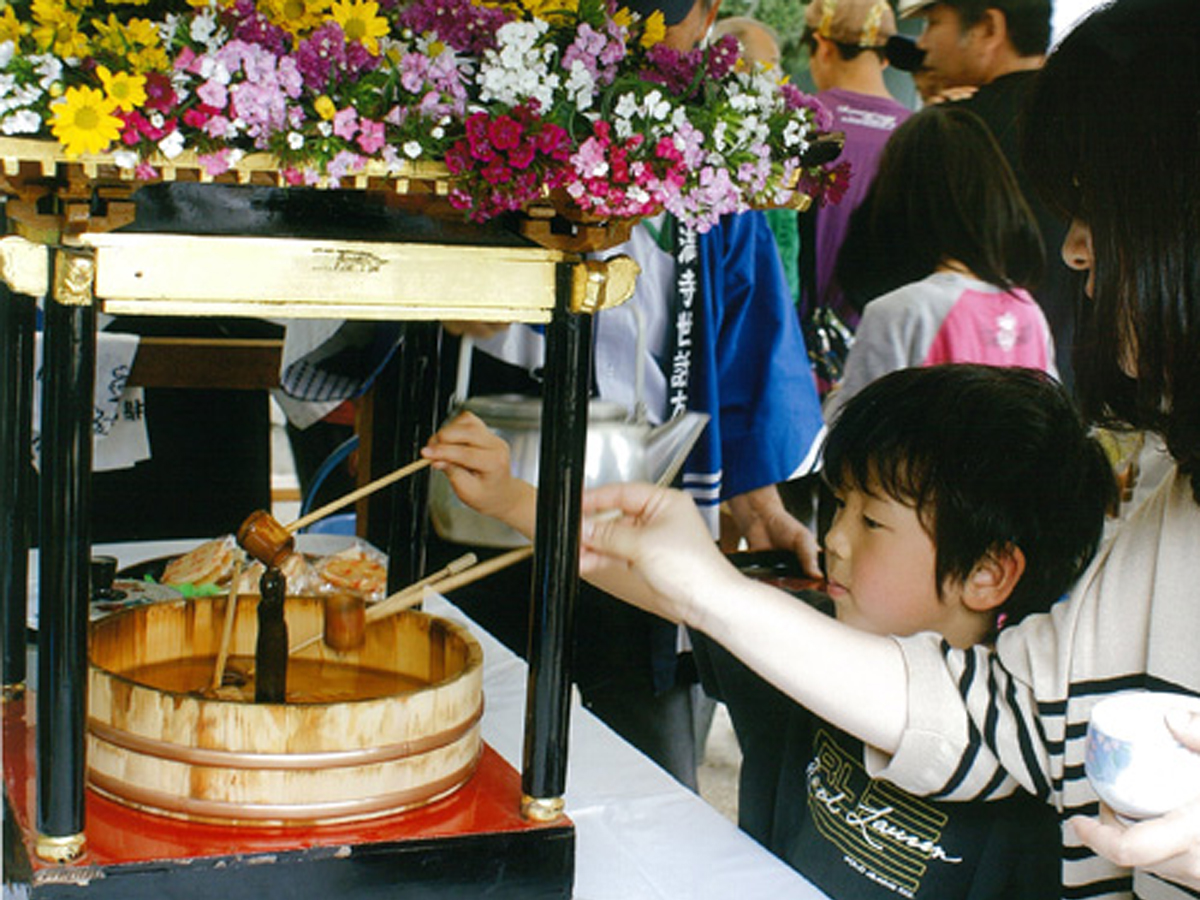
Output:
[0,0,844,230]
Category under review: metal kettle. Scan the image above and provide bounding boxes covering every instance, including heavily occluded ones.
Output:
[429,332,709,548]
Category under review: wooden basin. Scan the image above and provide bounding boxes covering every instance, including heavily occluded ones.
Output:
[87,596,483,827]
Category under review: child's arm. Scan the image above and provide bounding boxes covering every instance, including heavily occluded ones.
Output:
[422,411,537,538]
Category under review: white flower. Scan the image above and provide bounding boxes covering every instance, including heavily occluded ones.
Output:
[227,148,245,167]
[190,10,220,47]
[0,40,14,68]
[1,109,42,136]
[287,131,304,150]
[159,130,186,158]
[113,150,140,170]
[34,54,63,91]
[643,90,671,120]
[782,119,807,148]
[713,120,728,151]
[614,92,639,120]
[566,61,595,112]
[318,121,333,137]
[149,112,165,129]
[403,141,422,159]
[199,56,231,85]
[431,126,445,139]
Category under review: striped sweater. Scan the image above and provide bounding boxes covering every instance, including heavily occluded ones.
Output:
[868,465,1200,900]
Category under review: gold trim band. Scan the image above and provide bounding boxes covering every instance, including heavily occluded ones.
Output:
[87,751,481,824]
[87,700,483,770]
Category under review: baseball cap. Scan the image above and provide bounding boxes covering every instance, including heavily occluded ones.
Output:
[622,0,695,27]
[884,34,926,71]
[805,0,898,48]
[897,0,937,16]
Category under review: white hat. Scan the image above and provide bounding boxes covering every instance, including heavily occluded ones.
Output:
[897,0,938,17]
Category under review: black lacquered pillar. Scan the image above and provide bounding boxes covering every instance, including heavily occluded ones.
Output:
[1,278,37,695]
[35,248,96,862]
[521,263,592,819]
[384,321,441,590]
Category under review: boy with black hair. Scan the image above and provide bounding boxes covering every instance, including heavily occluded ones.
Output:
[683,364,1115,898]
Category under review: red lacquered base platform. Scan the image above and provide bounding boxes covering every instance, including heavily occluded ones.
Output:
[3,694,574,900]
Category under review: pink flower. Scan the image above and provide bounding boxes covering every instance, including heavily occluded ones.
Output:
[198,151,233,177]
[197,80,228,111]
[333,107,359,141]
[357,119,386,154]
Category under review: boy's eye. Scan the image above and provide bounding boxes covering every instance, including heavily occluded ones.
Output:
[831,493,846,510]
[862,514,883,530]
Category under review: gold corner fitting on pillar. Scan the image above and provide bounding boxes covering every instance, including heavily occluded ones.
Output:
[570,255,640,315]
[51,250,95,307]
[35,832,87,863]
[2,681,26,701]
[520,794,567,823]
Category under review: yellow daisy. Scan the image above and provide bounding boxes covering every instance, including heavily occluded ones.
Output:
[31,3,90,58]
[639,10,665,48]
[96,65,147,112]
[0,5,24,45]
[50,86,123,158]
[328,0,389,55]
[266,0,328,37]
[128,45,171,72]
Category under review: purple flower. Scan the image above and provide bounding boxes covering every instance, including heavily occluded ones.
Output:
[228,0,289,54]
[397,0,511,56]
[295,23,347,92]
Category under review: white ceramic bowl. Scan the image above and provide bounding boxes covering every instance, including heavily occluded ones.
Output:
[1085,691,1200,820]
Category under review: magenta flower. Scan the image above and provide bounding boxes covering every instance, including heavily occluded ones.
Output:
[142,73,177,112]
[488,114,522,151]
[508,141,535,170]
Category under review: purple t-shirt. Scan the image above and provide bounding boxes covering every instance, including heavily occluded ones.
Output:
[813,88,912,327]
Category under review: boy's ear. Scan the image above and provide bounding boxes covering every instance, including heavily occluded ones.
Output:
[962,544,1025,613]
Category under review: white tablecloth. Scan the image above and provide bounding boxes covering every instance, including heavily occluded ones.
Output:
[24,538,829,900]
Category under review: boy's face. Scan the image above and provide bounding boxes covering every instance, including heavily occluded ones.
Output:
[823,482,984,645]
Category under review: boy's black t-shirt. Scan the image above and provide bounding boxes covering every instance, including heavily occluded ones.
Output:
[692,603,1061,900]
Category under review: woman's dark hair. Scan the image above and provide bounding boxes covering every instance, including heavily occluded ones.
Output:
[835,104,1044,312]
[1021,0,1200,501]
[823,365,1116,628]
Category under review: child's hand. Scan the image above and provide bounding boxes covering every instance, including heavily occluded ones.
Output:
[422,411,536,535]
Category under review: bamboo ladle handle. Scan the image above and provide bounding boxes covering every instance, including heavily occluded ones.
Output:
[286,457,431,534]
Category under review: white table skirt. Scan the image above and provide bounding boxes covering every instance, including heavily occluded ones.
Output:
[24,538,829,900]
